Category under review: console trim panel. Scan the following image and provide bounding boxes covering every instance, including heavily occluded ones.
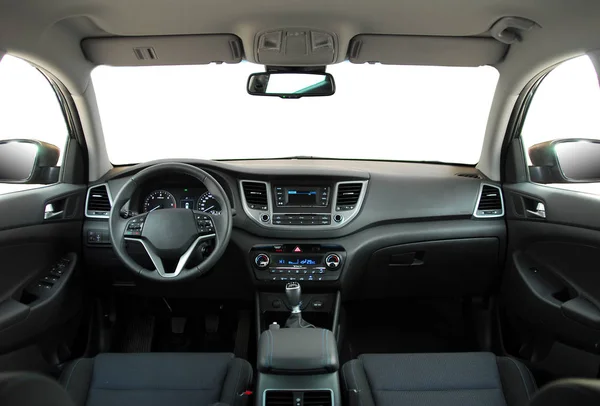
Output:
[239,179,368,230]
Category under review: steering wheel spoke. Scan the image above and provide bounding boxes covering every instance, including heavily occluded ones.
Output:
[123,213,148,238]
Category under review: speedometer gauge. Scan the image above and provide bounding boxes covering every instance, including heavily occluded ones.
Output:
[197,191,221,215]
[143,190,177,212]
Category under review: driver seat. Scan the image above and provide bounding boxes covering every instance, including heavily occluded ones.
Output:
[58,352,252,406]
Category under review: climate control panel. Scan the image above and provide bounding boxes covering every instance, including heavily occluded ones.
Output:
[249,244,345,282]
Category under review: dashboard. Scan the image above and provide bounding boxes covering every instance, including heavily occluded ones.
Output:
[83,158,506,300]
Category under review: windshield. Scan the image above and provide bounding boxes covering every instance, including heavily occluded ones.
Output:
[92,63,499,165]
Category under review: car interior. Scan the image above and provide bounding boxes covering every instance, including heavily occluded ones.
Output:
[3,0,600,405]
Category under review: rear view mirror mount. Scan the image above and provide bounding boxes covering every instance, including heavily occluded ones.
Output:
[247,71,335,99]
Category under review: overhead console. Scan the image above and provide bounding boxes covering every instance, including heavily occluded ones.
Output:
[239,179,368,229]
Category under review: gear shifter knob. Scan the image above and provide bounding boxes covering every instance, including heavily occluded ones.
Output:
[285,282,301,310]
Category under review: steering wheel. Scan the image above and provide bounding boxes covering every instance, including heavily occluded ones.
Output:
[109,163,232,282]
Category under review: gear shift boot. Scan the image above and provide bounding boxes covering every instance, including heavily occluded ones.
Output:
[284,282,315,328]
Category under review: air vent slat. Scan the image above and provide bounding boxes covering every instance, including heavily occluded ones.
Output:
[242,181,268,210]
[475,184,503,217]
[456,173,482,179]
[336,183,363,209]
[87,185,111,217]
[265,391,294,406]
[304,391,333,406]
[265,391,331,406]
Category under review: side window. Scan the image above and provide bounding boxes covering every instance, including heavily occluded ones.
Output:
[520,55,600,193]
[0,54,69,195]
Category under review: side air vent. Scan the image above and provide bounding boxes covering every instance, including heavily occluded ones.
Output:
[456,173,482,179]
[303,391,333,406]
[86,184,112,217]
[475,184,504,218]
[242,181,268,210]
[265,391,294,406]
[336,182,363,210]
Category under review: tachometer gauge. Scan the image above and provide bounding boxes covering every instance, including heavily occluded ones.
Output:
[143,190,177,212]
[197,191,221,215]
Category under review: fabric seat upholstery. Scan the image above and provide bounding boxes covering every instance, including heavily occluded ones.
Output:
[342,352,536,406]
[59,353,252,406]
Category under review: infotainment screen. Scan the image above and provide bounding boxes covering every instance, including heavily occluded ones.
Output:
[287,189,318,205]
[274,186,330,207]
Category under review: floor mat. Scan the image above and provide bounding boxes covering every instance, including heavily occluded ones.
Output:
[340,298,478,364]
[117,315,155,353]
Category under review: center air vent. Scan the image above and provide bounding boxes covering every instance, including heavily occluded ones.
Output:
[265,391,294,406]
[475,184,504,218]
[336,183,363,210]
[265,391,332,406]
[242,181,268,210]
[86,184,112,218]
[303,391,333,406]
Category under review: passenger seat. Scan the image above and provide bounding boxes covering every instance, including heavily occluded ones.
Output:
[342,352,536,406]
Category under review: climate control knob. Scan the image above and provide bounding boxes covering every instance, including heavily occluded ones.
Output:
[254,253,270,269]
[325,253,341,270]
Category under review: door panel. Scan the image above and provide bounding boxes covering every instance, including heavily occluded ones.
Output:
[0,184,85,356]
[502,183,600,378]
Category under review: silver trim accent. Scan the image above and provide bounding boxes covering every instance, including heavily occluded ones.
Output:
[125,234,215,278]
[263,389,334,406]
[238,179,368,230]
[44,203,64,220]
[85,183,113,219]
[473,183,505,218]
[526,202,546,218]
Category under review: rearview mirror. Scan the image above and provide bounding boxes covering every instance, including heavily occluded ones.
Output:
[528,139,600,183]
[0,139,60,184]
[247,72,335,98]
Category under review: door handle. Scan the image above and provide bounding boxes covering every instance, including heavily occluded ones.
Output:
[526,202,546,219]
[44,203,64,220]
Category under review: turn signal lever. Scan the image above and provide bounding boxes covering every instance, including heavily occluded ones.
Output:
[284,282,315,328]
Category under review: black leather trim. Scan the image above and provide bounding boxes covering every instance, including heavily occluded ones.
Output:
[497,357,537,406]
[258,328,338,374]
[0,372,75,406]
[529,378,600,406]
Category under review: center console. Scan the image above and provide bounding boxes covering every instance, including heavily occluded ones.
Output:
[255,282,342,406]
[250,244,344,282]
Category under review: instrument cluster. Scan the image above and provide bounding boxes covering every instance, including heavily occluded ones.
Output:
[141,187,222,215]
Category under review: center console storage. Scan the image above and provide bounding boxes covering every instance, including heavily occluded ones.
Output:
[256,327,341,406]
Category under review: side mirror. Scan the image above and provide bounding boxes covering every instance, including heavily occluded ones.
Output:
[247,72,335,99]
[528,139,600,183]
[0,139,60,184]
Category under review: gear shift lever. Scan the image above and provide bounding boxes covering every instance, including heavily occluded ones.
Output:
[285,282,302,313]
[284,282,315,328]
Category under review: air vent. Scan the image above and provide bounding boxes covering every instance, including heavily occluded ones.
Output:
[86,184,112,217]
[242,181,268,210]
[133,47,158,60]
[303,391,333,406]
[265,391,294,406]
[475,184,504,217]
[264,391,332,406]
[456,173,482,179]
[336,183,363,210]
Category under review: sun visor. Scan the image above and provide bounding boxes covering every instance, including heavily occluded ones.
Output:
[348,35,507,66]
[82,34,243,66]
